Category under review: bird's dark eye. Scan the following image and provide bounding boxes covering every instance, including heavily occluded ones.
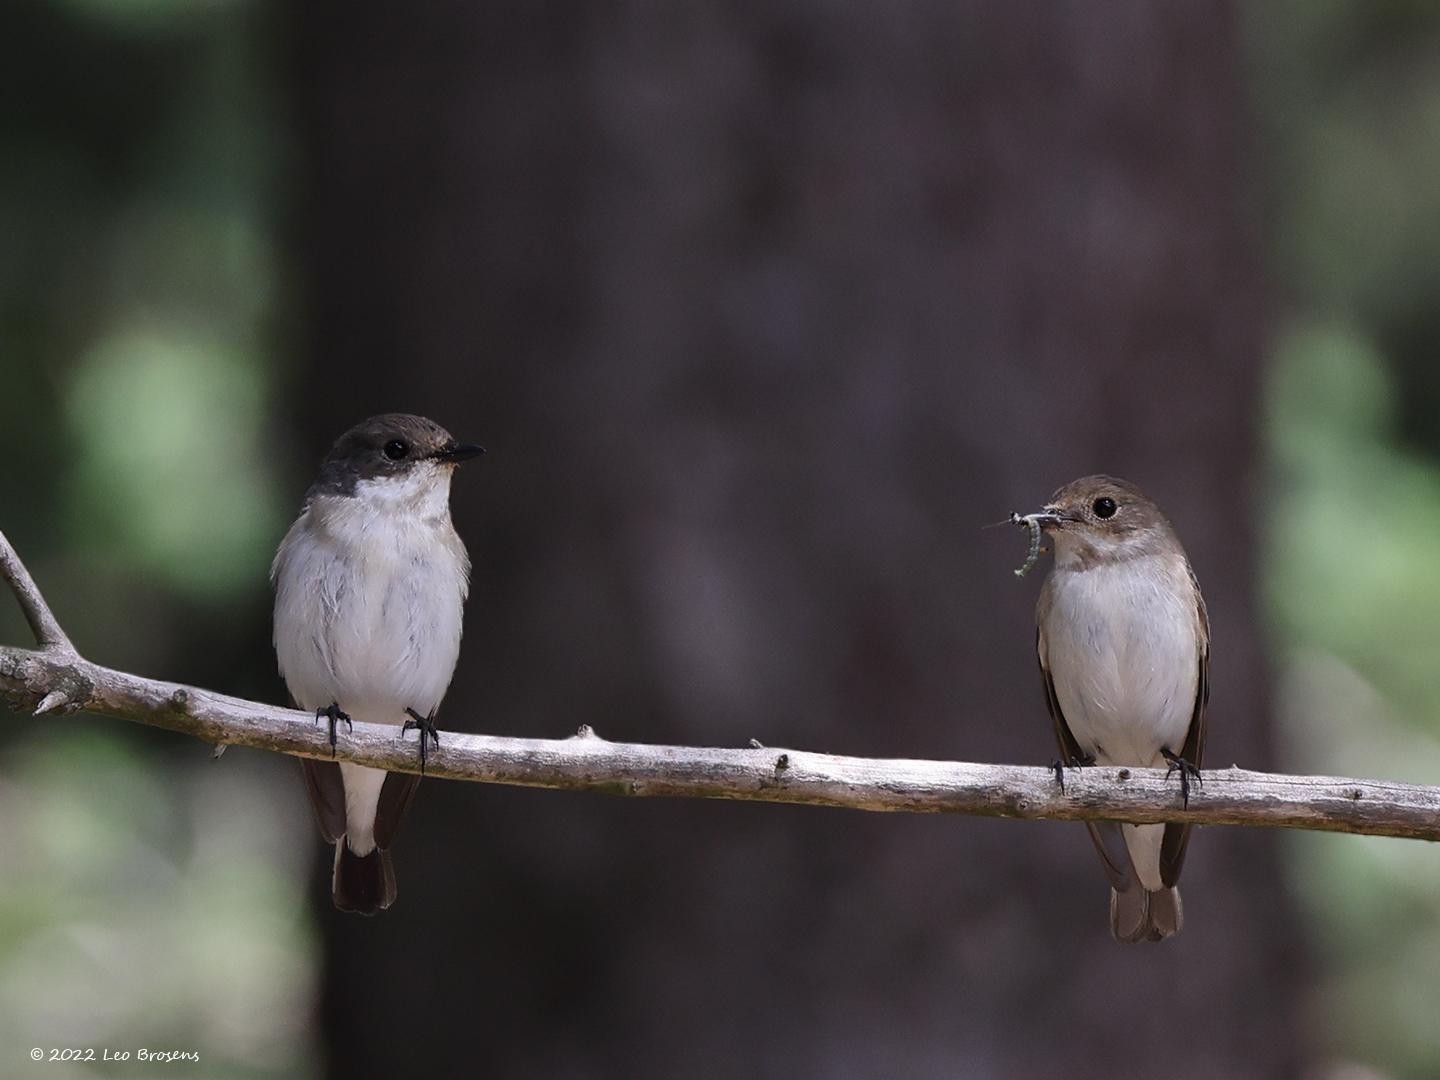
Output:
[1092,497,1117,519]
[382,439,410,461]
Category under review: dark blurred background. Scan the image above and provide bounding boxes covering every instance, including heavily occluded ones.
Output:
[4,1,1440,1077]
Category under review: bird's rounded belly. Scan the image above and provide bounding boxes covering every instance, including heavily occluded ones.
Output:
[1065,683,1187,767]
[326,583,459,715]
[1044,593,1197,766]
[281,560,461,721]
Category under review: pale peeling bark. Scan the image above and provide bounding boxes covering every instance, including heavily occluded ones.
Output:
[3,527,1438,839]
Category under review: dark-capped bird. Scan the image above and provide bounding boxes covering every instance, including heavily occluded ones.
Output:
[272,414,483,913]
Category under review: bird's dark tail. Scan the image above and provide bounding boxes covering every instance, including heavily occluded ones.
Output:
[332,843,397,915]
[1110,882,1182,943]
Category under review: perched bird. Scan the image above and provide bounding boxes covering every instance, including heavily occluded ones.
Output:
[272,414,482,914]
[1022,475,1209,942]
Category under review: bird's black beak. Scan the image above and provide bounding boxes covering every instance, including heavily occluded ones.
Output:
[434,441,486,464]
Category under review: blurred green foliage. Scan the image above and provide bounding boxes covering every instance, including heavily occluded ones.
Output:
[1249,3,1440,1077]
[0,0,310,1076]
[65,326,279,599]
[0,733,316,1079]
[1266,325,1440,721]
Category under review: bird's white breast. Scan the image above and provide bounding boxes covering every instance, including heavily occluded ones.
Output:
[1039,555,1198,769]
[272,468,470,726]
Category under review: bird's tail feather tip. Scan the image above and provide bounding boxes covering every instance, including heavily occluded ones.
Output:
[332,843,396,915]
[1110,884,1182,943]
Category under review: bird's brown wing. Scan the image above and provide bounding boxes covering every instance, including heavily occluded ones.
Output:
[301,757,421,850]
[1039,638,1086,765]
[374,772,421,850]
[292,686,347,844]
[1037,628,1134,892]
[301,759,347,843]
[1159,579,1210,887]
[301,756,419,851]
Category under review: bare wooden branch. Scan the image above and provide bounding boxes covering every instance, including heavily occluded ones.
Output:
[3,526,1439,841]
[0,529,75,655]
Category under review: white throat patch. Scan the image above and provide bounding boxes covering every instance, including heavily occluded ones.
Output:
[352,462,455,522]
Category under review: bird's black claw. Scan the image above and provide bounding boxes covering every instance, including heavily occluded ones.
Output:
[1051,753,1095,793]
[1161,748,1202,808]
[404,707,440,774]
[315,702,352,755]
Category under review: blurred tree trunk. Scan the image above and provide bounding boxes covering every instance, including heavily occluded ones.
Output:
[292,2,1305,1077]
